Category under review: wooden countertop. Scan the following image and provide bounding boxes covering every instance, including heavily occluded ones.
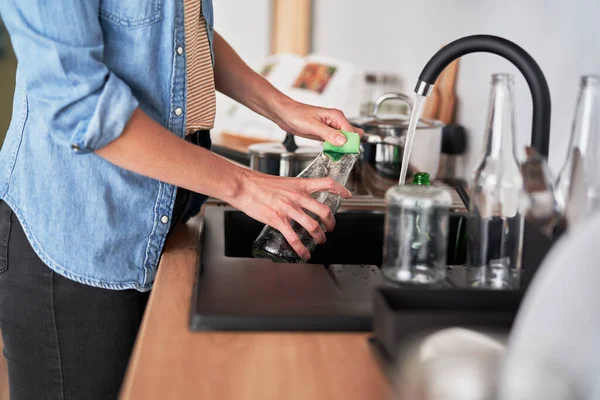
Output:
[120,208,390,400]
[212,131,276,154]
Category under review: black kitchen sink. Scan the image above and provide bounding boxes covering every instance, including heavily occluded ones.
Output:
[190,205,469,332]
[223,210,467,267]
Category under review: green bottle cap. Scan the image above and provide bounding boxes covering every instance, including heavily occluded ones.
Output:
[413,172,430,186]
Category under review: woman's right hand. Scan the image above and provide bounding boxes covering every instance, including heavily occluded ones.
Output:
[227,169,352,260]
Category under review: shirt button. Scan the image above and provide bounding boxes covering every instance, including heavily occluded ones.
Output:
[174,107,183,116]
[161,215,169,224]
[176,46,183,55]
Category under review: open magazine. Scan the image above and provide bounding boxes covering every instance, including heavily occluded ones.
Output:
[216,53,364,147]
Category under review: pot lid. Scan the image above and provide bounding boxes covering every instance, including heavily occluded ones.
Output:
[351,113,442,130]
[248,133,321,160]
[247,142,320,159]
[351,92,445,145]
[351,114,444,144]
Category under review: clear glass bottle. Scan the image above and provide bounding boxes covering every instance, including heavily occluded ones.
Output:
[381,173,452,286]
[252,152,358,263]
[467,74,525,289]
[555,75,600,215]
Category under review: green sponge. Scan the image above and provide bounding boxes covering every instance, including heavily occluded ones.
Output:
[323,130,360,154]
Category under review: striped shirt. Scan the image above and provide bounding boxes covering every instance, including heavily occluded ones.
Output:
[183,0,216,133]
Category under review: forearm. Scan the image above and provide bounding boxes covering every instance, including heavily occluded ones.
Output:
[95,108,243,201]
[213,31,291,124]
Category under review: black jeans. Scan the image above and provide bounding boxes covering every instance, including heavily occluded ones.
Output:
[0,201,148,400]
[0,131,210,399]
[0,200,149,400]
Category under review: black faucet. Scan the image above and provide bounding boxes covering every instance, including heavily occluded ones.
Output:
[414,34,551,158]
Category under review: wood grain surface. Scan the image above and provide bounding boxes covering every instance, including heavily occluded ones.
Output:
[271,0,312,55]
[120,210,390,400]
[213,131,276,154]
[0,335,8,400]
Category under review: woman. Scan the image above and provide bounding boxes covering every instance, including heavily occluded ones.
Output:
[0,0,361,398]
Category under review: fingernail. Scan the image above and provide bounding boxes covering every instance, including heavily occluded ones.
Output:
[334,135,346,146]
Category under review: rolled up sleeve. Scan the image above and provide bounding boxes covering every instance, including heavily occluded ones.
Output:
[1,0,139,153]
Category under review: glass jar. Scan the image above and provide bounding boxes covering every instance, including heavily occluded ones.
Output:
[381,184,452,286]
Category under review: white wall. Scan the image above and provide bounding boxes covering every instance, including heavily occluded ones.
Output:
[313,0,600,175]
[213,0,600,176]
[212,0,271,136]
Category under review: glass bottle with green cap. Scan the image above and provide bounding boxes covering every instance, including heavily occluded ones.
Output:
[252,131,360,263]
[413,172,430,186]
[381,172,452,286]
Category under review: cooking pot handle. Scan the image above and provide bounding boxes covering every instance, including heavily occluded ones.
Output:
[282,132,299,152]
[372,93,413,117]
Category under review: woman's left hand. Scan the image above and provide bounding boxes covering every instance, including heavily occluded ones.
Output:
[273,99,364,146]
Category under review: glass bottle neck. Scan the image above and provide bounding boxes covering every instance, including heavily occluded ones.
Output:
[555,76,600,210]
[484,75,517,161]
[567,75,600,155]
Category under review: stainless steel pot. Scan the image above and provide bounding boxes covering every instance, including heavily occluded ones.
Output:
[248,133,321,177]
[350,93,444,193]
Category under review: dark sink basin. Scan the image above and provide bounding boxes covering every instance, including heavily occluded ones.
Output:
[190,205,468,332]
[223,210,467,267]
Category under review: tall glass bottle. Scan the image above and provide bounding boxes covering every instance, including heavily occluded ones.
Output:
[467,74,524,289]
[252,152,358,263]
[555,75,600,215]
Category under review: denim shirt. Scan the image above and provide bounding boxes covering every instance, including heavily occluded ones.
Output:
[0,0,214,291]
